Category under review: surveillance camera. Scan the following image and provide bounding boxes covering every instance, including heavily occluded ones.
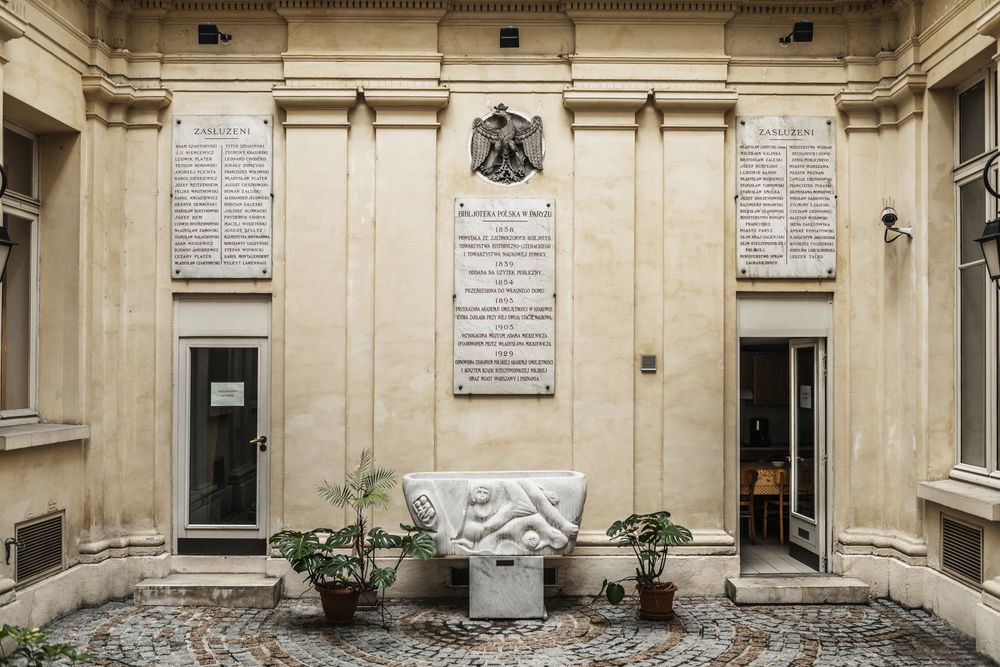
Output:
[880,206,898,228]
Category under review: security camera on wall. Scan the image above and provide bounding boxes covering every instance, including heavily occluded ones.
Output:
[880,206,898,228]
[881,200,912,242]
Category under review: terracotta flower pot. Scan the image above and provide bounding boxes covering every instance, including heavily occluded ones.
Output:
[316,585,361,625]
[638,582,677,621]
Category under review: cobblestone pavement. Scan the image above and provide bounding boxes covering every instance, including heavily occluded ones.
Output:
[43,596,994,666]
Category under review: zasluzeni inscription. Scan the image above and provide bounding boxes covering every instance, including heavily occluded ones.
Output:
[454,198,555,395]
[737,116,836,279]
[172,115,272,279]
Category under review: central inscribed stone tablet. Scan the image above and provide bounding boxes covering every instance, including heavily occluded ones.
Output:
[454,198,555,395]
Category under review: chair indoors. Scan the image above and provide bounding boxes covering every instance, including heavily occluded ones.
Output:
[739,468,758,544]
[761,468,789,545]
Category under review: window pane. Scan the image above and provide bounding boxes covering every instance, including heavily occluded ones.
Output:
[960,80,986,163]
[961,264,987,467]
[2,129,33,197]
[961,181,988,264]
[2,213,31,411]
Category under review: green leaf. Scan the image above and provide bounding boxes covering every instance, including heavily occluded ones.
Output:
[370,567,398,589]
[401,529,438,560]
[606,582,626,605]
[367,527,401,549]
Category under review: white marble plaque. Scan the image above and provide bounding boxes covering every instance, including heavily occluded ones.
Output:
[454,198,555,395]
[737,116,836,279]
[172,115,272,279]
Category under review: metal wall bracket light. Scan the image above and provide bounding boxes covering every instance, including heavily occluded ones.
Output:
[198,23,232,45]
[778,20,813,46]
[977,151,1000,282]
[881,202,912,243]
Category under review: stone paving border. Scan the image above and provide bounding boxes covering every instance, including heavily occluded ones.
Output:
[43,596,995,666]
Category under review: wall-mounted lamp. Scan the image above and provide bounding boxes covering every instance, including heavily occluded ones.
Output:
[881,202,912,243]
[778,20,813,47]
[198,23,232,45]
[500,26,519,49]
[0,164,13,281]
[977,152,1000,282]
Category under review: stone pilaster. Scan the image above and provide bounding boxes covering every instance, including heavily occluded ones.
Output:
[562,89,646,533]
[364,87,448,522]
[273,87,358,527]
[655,89,736,541]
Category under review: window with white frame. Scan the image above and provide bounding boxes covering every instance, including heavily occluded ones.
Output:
[956,69,1000,476]
[1,123,38,420]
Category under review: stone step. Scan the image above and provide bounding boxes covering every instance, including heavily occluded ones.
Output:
[725,576,871,605]
[170,555,268,574]
[134,573,281,608]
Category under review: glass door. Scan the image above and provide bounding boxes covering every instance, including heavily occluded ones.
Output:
[788,339,826,570]
[176,339,269,554]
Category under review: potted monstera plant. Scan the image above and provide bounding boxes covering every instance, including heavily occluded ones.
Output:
[270,449,436,625]
[596,511,693,620]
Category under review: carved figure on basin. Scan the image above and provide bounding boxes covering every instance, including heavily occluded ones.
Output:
[402,471,586,556]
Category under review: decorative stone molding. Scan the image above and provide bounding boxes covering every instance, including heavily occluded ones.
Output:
[0,0,27,43]
[836,528,928,565]
[835,70,926,130]
[363,87,449,128]
[562,89,648,130]
[272,86,358,128]
[78,533,167,564]
[654,88,738,131]
[977,1,1000,40]
[81,75,172,128]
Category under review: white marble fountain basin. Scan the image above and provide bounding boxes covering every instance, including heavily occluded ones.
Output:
[402,471,587,556]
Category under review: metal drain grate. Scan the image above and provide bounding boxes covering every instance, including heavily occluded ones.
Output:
[14,512,64,587]
[941,515,983,586]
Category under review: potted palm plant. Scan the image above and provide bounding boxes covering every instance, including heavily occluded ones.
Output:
[270,449,436,625]
[596,511,693,620]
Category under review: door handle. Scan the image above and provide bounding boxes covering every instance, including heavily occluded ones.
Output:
[250,435,267,452]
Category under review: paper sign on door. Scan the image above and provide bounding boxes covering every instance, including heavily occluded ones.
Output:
[211,382,245,407]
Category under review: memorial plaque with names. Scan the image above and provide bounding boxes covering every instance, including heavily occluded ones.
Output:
[454,198,555,395]
[737,116,836,279]
[172,115,272,279]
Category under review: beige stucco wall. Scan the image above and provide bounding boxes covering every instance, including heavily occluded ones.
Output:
[1,0,1000,659]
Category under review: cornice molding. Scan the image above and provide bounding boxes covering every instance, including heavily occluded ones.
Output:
[977,0,1000,40]
[835,70,925,128]
[563,89,649,131]
[654,88,737,130]
[0,1,28,43]
[82,74,172,126]
[113,0,891,15]
[363,86,449,127]
[273,86,359,127]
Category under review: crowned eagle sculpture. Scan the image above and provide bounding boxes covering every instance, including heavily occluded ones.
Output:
[470,104,544,185]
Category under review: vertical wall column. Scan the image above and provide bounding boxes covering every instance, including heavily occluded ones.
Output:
[562,90,646,532]
[273,88,358,528]
[834,98,885,537]
[120,91,171,552]
[364,88,448,520]
[655,90,736,538]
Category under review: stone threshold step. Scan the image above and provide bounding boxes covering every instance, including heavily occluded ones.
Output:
[135,573,282,609]
[725,576,870,605]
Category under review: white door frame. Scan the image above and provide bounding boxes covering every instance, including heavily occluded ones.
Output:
[174,338,271,542]
[172,297,272,551]
[736,294,834,572]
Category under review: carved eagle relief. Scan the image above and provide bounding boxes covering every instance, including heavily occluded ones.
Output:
[470,104,544,185]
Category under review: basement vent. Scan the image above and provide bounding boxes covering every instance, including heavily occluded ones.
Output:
[941,515,983,587]
[14,512,64,587]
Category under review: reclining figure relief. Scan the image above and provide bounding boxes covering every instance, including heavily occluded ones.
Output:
[402,472,587,557]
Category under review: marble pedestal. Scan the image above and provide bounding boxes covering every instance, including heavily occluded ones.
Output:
[469,555,545,619]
